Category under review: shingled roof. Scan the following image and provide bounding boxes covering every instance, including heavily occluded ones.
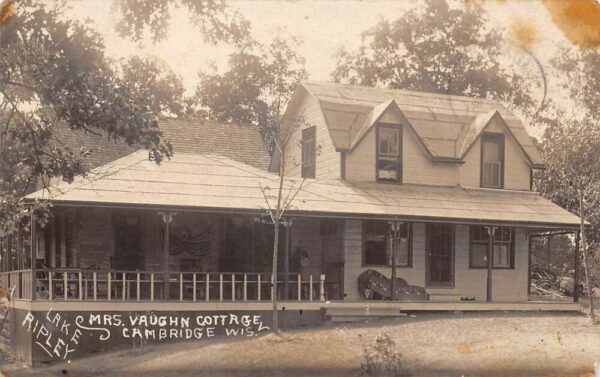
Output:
[27,150,578,229]
[158,118,270,170]
[54,118,271,170]
[299,81,543,166]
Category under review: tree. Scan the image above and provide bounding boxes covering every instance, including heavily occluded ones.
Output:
[113,0,251,46]
[259,113,308,333]
[332,0,535,113]
[120,55,187,117]
[536,47,600,320]
[193,36,307,148]
[0,0,173,237]
[541,118,600,320]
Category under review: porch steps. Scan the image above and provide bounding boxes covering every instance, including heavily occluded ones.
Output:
[427,292,463,302]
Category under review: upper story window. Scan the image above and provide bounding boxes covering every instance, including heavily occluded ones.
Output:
[480,133,504,188]
[301,127,316,178]
[363,220,412,267]
[469,226,514,269]
[376,124,402,183]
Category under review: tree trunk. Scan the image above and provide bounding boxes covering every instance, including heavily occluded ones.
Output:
[272,220,279,333]
[579,189,595,321]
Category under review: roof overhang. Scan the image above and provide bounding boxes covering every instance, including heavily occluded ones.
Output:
[25,151,581,231]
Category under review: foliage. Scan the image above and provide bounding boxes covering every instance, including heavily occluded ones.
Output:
[0,0,173,236]
[120,55,186,117]
[540,118,600,244]
[113,0,251,46]
[533,46,600,320]
[193,36,307,149]
[537,48,600,245]
[332,0,535,113]
[360,331,411,377]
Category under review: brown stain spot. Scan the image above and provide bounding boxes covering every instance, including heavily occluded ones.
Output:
[509,17,541,51]
[457,342,470,354]
[0,0,16,27]
[543,370,594,377]
[556,331,563,345]
[543,0,600,48]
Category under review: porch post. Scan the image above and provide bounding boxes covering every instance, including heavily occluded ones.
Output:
[574,231,580,303]
[485,226,496,302]
[283,218,292,300]
[30,208,37,300]
[59,209,67,268]
[389,221,401,301]
[159,212,176,300]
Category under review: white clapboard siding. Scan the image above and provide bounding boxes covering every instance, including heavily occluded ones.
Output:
[461,116,531,191]
[283,94,340,179]
[342,220,529,302]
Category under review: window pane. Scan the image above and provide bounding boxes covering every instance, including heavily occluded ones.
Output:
[482,139,500,162]
[494,244,510,267]
[378,128,399,157]
[301,127,316,178]
[482,136,503,188]
[377,159,398,180]
[365,240,386,265]
[472,243,488,268]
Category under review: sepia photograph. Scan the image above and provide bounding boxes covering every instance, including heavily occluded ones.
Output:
[0,0,599,376]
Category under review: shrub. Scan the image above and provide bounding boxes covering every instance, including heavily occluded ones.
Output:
[360,330,411,377]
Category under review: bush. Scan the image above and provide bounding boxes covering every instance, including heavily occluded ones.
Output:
[360,330,411,377]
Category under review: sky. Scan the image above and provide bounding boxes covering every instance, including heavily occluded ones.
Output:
[63,0,571,101]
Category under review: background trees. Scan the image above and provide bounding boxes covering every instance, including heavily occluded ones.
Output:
[113,0,251,46]
[332,0,535,113]
[0,0,174,236]
[193,36,307,148]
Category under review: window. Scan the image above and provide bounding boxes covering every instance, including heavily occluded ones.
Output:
[376,125,402,182]
[480,133,504,188]
[363,220,411,267]
[470,226,514,269]
[301,127,316,178]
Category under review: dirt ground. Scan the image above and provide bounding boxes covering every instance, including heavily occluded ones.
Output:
[2,312,600,377]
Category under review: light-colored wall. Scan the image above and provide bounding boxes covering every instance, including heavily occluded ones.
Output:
[283,93,340,179]
[301,102,532,190]
[345,113,460,185]
[342,220,529,302]
[461,116,531,190]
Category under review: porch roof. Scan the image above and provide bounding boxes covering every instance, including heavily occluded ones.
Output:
[25,150,580,229]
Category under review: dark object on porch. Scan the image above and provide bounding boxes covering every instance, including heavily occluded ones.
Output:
[358,269,428,300]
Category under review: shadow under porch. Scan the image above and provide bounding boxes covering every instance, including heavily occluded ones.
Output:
[0,206,344,303]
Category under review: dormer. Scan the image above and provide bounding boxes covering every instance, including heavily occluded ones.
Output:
[272,81,544,191]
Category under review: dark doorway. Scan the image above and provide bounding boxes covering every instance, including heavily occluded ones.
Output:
[426,223,454,286]
[112,211,142,270]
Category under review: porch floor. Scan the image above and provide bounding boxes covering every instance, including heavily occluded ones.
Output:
[12,298,581,313]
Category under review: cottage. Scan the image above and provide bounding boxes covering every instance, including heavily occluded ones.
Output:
[0,82,583,364]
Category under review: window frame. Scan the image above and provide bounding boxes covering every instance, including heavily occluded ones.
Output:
[301,126,316,179]
[362,220,412,268]
[376,124,403,183]
[469,226,515,269]
[480,132,505,189]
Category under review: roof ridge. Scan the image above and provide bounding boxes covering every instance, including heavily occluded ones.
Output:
[302,80,502,106]
[158,116,259,128]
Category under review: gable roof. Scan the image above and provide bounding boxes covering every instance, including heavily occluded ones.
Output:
[55,118,271,170]
[300,81,543,166]
[26,150,578,229]
[158,118,270,170]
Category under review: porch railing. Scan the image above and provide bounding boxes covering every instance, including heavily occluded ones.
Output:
[0,270,332,302]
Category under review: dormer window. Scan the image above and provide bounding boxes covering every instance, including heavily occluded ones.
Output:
[301,126,316,178]
[376,124,402,182]
[480,133,504,188]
